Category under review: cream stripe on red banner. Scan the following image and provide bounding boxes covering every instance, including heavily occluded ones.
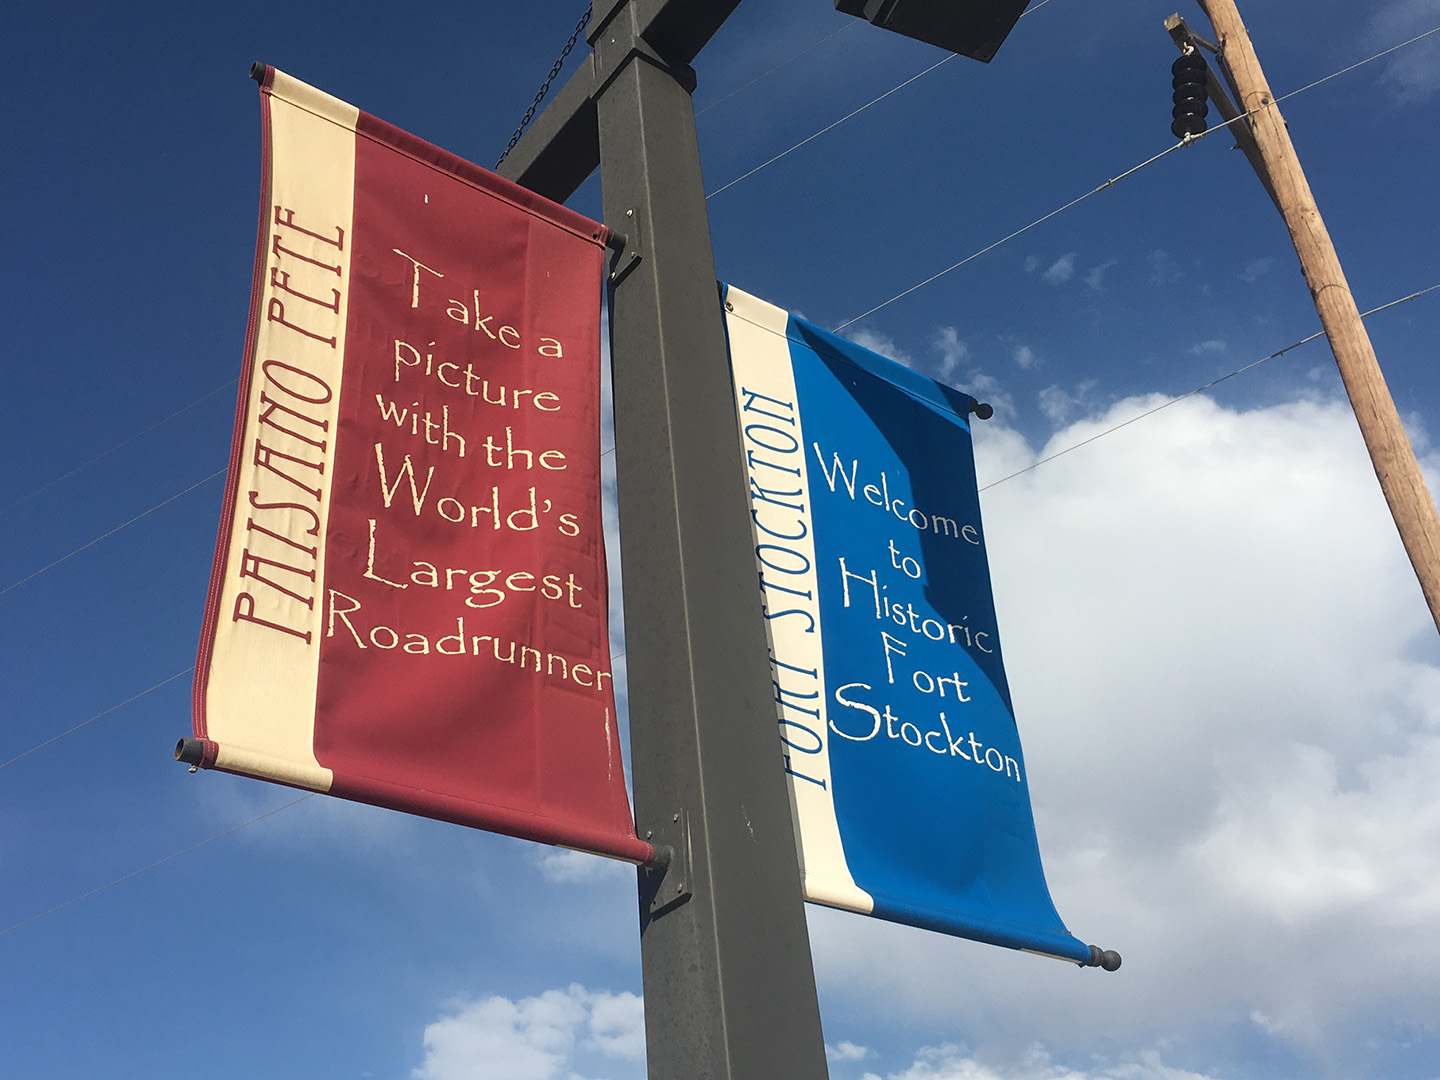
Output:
[200,73,360,792]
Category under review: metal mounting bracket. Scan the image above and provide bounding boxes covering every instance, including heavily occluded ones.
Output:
[607,208,644,285]
[640,808,693,921]
[590,7,698,99]
[1164,13,1219,54]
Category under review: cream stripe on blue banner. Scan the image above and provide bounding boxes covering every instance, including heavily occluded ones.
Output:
[725,287,873,916]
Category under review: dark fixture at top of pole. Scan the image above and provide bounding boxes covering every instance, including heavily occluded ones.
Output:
[834,0,1031,62]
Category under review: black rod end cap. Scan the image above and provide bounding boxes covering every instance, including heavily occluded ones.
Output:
[1087,945,1122,971]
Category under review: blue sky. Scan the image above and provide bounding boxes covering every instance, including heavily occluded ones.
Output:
[4,1,1440,1078]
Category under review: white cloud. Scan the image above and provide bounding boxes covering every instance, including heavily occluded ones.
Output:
[861,1043,1224,1080]
[585,991,647,1061]
[1148,250,1183,286]
[934,327,969,379]
[962,370,1016,423]
[1192,735,1440,930]
[1037,381,1097,425]
[534,846,633,884]
[1038,385,1074,424]
[191,774,421,856]
[1371,0,1440,104]
[829,1040,873,1062]
[1187,339,1226,356]
[414,985,645,1080]
[1024,255,1042,273]
[809,393,1440,1076]
[1011,344,1037,369]
[848,328,916,369]
[1082,260,1117,291]
[1240,256,1274,283]
[414,989,585,1080]
[1043,253,1077,285]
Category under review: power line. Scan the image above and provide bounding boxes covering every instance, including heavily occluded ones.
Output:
[1273,24,1440,105]
[0,645,642,932]
[831,7,1436,334]
[831,79,1335,331]
[978,283,1440,491]
[5,637,632,769]
[23,16,1420,611]
[696,22,856,118]
[705,51,957,200]
[702,0,1060,201]
[0,468,227,599]
[14,280,1433,939]
[706,17,1437,324]
[0,381,236,520]
[0,667,194,771]
[696,0,1052,128]
[0,794,315,939]
[831,137,1196,332]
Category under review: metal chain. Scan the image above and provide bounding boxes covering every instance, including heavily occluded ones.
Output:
[496,6,593,167]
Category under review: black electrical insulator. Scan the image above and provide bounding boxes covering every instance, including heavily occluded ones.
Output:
[1171,51,1209,139]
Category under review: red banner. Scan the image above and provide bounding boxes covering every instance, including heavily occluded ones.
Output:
[192,67,651,864]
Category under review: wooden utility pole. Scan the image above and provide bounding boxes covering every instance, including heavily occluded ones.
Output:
[1189,0,1440,636]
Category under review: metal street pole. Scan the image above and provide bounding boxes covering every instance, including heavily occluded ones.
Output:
[499,2,831,1076]
[592,5,831,1078]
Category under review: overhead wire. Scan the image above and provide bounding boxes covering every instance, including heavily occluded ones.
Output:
[703,0,1061,198]
[6,4,1434,945]
[700,13,1438,326]
[831,136,1196,332]
[0,380,236,519]
[978,282,1440,492]
[705,51,957,200]
[1,637,637,931]
[0,667,195,771]
[5,14,1432,595]
[695,22,857,118]
[0,468,227,599]
[18,16,1429,603]
[693,0,1060,128]
[0,794,316,939]
[832,19,1440,331]
[1272,24,1440,105]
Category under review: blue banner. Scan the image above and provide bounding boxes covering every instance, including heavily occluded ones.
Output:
[723,284,1095,964]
